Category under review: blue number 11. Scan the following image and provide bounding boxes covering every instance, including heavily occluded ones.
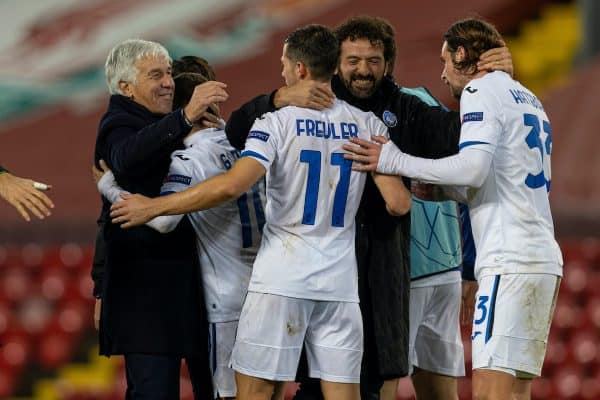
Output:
[300,150,352,228]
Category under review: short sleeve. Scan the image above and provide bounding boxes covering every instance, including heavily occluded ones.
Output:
[240,113,280,171]
[160,151,201,195]
[458,82,502,155]
[367,113,390,140]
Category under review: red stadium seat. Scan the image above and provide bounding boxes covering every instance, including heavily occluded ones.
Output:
[1,267,34,305]
[16,295,53,336]
[562,259,589,297]
[40,268,68,302]
[585,295,600,330]
[20,242,45,270]
[569,331,600,366]
[552,366,584,399]
[581,375,600,400]
[0,332,31,373]
[0,368,16,399]
[37,332,73,370]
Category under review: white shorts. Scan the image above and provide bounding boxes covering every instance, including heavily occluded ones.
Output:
[409,281,465,377]
[471,274,560,377]
[231,291,363,383]
[209,321,238,398]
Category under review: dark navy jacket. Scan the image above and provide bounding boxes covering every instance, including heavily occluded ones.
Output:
[94,95,208,357]
[225,75,461,377]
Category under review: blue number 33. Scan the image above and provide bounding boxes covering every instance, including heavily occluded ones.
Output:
[523,113,552,192]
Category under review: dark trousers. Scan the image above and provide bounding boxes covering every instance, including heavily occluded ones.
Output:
[124,353,213,400]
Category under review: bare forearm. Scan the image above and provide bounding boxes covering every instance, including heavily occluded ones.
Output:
[371,173,411,216]
[155,174,242,216]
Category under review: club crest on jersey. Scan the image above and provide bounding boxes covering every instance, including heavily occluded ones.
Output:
[382,110,397,127]
[462,112,484,123]
[165,174,191,185]
[248,130,270,142]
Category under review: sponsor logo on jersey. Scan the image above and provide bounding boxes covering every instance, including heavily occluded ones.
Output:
[165,174,192,185]
[248,130,270,142]
[462,112,484,123]
[465,86,478,94]
[382,110,398,127]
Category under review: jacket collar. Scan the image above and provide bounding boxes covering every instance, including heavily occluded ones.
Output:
[108,94,167,120]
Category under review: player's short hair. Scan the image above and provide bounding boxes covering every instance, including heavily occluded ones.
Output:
[334,16,396,71]
[172,56,216,109]
[104,39,171,95]
[444,18,504,73]
[284,24,340,81]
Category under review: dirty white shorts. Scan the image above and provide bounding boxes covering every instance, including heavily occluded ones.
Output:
[230,291,363,383]
[409,281,465,377]
[471,273,560,377]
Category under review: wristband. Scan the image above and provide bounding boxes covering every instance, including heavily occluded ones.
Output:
[181,109,193,127]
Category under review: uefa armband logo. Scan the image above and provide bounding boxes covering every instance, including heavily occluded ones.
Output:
[248,130,270,142]
[382,110,398,128]
[462,112,484,123]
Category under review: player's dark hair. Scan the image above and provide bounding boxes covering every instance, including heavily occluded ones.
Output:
[284,24,340,81]
[444,18,503,73]
[334,16,396,72]
[172,56,216,110]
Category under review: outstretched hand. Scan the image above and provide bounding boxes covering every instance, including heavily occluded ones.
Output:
[0,172,53,221]
[342,135,388,172]
[110,193,157,228]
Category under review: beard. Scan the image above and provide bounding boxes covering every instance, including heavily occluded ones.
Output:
[342,72,380,99]
[449,83,463,100]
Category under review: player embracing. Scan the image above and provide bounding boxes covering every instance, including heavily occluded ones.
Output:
[109,24,411,400]
[345,18,562,400]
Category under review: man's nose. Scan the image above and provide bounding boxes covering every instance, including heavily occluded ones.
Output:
[162,75,174,88]
[357,60,370,75]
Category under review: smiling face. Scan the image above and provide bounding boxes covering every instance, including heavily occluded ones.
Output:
[121,55,174,114]
[440,41,469,100]
[338,38,387,99]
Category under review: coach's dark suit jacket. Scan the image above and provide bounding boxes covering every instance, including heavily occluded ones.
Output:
[94,95,207,357]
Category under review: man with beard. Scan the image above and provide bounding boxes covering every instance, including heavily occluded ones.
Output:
[224,16,512,400]
[345,17,562,400]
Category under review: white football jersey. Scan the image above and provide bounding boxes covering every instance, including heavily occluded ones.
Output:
[161,129,265,322]
[242,99,388,302]
[458,71,562,278]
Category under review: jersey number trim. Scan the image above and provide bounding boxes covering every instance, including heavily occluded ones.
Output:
[299,150,352,228]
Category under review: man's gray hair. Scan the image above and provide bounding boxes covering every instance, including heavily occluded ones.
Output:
[105,39,171,95]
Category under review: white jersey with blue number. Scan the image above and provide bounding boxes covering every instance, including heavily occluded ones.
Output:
[242,99,388,302]
[458,71,562,278]
[162,129,265,322]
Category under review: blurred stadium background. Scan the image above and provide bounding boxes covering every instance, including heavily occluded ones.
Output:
[0,0,598,399]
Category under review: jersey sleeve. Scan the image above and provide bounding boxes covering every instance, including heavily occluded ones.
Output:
[161,150,205,195]
[367,113,390,140]
[458,82,502,155]
[240,112,280,171]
